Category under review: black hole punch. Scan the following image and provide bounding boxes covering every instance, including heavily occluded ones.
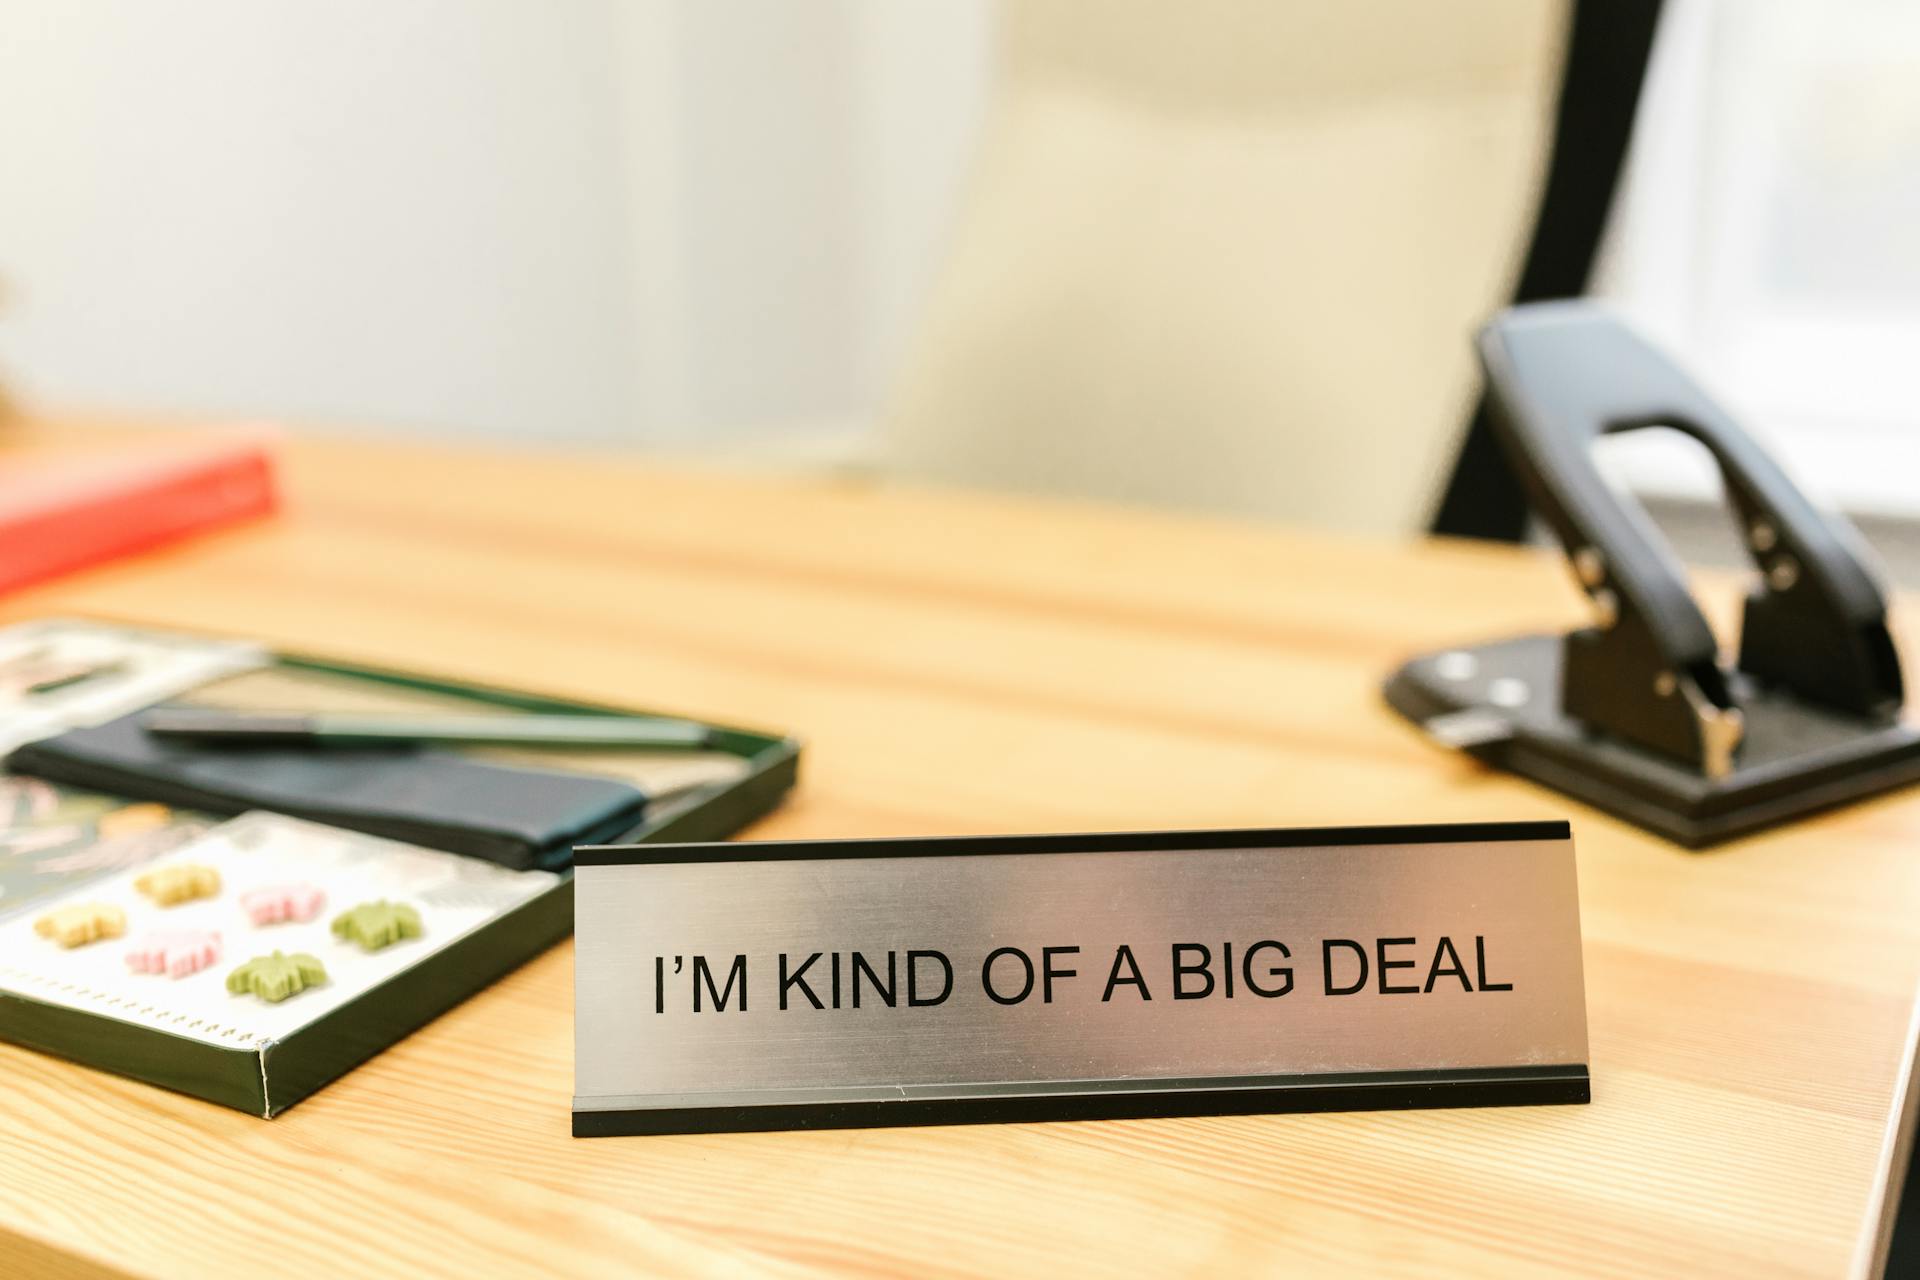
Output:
[1386,302,1920,847]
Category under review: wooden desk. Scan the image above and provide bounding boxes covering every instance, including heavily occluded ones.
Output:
[2,419,1917,1278]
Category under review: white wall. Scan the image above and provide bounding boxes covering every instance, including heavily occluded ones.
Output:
[0,2,992,445]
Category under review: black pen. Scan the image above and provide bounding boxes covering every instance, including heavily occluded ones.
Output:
[141,709,718,750]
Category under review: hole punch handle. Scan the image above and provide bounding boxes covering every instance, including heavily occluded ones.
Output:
[1477,301,1902,776]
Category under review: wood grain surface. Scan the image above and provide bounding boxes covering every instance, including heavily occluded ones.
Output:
[2,417,1917,1278]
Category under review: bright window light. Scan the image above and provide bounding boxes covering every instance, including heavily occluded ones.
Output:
[1593,0,1920,517]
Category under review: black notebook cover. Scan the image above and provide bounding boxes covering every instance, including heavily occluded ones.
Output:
[6,712,649,870]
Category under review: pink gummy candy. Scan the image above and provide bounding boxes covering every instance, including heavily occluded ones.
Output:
[125,930,223,979]
[239,883,326,926]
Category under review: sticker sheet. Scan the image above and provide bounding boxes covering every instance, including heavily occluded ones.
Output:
[0,811,560,1051]
[0,777,215,925]
[0,618,267,755]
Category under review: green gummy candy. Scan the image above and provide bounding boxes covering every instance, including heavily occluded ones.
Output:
[226,951,328,1003]
[330,900,422,952]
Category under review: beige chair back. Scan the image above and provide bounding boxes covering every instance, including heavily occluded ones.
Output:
[882,0,1567,535]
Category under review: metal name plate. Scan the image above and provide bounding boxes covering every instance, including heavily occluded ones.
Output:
[572,821,1588,1136]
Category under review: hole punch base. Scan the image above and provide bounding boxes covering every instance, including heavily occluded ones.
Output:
[1387,635,1920,848]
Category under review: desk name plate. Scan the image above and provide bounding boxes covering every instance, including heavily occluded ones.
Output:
[572,821,1589,1136]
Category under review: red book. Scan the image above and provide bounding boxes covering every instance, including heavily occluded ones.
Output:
[0,438,279,595]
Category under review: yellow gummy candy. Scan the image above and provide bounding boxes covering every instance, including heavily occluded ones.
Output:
[34,902,126,948]
[134,863,222,906]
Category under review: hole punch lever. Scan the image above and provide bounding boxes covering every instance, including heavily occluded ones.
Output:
[1386,302,1918,846]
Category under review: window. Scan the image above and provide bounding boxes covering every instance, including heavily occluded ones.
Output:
[1594,0,1920,516]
